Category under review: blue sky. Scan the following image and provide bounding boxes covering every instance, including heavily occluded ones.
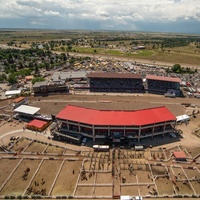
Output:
[0,0,200,33]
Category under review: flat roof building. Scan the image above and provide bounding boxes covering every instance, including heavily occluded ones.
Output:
[33,81,69,96]
[52,71,87,82]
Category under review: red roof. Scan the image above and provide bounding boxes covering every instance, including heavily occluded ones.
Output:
[146,75,181,83]
[88,72,142,79]
[173,151,186,159]
[27,119,47,129]
[13,96,25,103]
[56,105,176,126]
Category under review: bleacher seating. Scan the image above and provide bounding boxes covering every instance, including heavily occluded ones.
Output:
[90,78,143,93]
[147,79,180,95]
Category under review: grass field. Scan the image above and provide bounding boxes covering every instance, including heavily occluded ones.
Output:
[1,29,200,66]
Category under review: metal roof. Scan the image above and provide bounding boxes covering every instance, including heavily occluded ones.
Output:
[26,119,47,128]
[56,105,176,126]
[52,71,87,81]
[14,105,40,115]
[146,75,181,83]
[33,81,47,88]
[5,90,22,96]
[87,72,142,79]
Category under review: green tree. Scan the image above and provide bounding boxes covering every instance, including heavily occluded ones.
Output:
[8,74,17,84]
[172,64,182,73]
[32,77,45,85]
[1,73,7,80]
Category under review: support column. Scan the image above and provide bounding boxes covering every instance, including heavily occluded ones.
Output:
[138,126,141,142]
[56,119,59,131]
[108,126,110,137]
[78,123,81,133]
[67,120,69,131]
[152,124,155,139]
[124,126,126,137]
[163,122,166,137]
[92,125,95,142]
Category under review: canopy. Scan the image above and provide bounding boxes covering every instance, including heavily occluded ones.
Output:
[14,105,40,115]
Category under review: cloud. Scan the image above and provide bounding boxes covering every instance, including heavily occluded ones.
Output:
[0,0,199,33]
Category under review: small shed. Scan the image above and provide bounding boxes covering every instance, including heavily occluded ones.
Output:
[13,97,28,108]
[26,119,49,132]
[173,151,187,161]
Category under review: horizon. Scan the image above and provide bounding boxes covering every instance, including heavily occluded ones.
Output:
[0,28,199,35]
[0,0,200,34]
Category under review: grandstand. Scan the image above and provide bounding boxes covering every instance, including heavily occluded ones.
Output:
[88,72,143,93]
[146,75,181,96]
[55,105,176,143]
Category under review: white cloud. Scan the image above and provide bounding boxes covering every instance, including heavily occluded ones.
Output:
[0,0,199,32]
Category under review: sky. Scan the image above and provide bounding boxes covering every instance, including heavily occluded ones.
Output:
[0,0,200,33]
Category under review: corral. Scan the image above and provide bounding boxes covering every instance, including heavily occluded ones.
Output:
[1,137,200,199]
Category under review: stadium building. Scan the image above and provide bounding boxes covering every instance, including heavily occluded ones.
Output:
[54,105,176,143]
[88,72,143,93]
[146,75,181,96]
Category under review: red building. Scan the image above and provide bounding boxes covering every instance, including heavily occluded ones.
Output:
[55,105,176,142]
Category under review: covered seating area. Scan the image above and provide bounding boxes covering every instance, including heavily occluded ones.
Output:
[14,105,41,122]
[56,105,177,142]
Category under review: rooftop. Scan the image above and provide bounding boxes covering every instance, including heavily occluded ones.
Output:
[33,81,47,88]
[173,151,187,159]
[26,119,48,129]
[52,71,87,81]
[56,105,176,126]
[14,105,40,115]
[146,75,181,83]
[13,96,25,103]
[87,72,142,79]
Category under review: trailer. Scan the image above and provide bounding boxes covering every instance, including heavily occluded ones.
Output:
[93,145,110,151]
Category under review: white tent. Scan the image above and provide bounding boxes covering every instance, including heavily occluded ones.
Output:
[14,105,40,115]
[176,114,190,123]
[5,90,21,96]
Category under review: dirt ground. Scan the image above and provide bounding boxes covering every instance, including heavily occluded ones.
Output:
[156,177,174,195]
[0,158,20,187]
[11,138,32,152]
[51,160,82,196]
[25,141,47,153]
[31,94,187,117]
[0,159,41,196]
[45,145,64,154]
[26,159,63,196]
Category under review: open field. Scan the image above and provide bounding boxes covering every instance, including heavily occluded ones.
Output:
[0,29,200,66]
